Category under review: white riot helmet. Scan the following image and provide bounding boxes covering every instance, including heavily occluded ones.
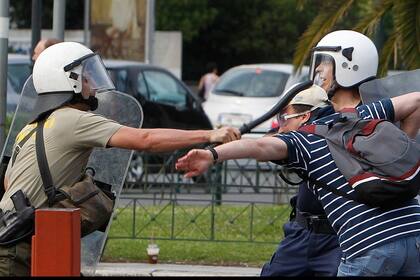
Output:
[31,42,115,122]
[309,30,378,93]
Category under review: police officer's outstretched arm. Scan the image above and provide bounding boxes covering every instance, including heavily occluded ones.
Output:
[107,126,241,152]
[391,92,420,138]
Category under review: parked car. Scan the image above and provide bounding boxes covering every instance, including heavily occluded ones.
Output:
[6,54,32,114]
[202,63,309,138]
[103,60,213,182]
[104,60,212,130]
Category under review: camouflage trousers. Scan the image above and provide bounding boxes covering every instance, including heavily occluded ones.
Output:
[0,241,31,276]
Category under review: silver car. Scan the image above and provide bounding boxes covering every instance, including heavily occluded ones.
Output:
[6,53,32,114]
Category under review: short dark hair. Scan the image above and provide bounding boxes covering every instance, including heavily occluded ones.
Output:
[206,62,218,73]
[291,104,313,113]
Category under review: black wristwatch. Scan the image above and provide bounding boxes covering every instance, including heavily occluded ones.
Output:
[205,146,219,164]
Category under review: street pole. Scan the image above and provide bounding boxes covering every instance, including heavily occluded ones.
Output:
[145,0,155,64]
[53,0,66,41]
[0,0,9,151]
[83,0,90,47]
[31,0,42,66]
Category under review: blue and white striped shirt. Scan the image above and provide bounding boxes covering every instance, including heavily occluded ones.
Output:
[274,99,420,260]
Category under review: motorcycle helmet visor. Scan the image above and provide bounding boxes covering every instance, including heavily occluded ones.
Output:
[309,53,336,90]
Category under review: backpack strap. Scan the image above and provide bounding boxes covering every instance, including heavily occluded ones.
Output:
[35,119,56,207]
[11,126,37,167]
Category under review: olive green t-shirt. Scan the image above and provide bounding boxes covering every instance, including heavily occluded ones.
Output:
[0,107,123,212]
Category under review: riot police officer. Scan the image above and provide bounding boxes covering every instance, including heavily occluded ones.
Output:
[0,42,240,276]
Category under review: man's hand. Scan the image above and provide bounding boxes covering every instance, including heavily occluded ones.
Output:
[209,127,241,143]
[175,149,213,178]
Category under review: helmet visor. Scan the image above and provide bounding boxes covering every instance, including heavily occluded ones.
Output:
[81,55,115,94]
[309,53,336,91]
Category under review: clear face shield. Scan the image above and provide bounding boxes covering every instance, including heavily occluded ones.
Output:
[64,53,115,98]
[309,53,336,92]
[64,53,115,110]
[81,55,115,97]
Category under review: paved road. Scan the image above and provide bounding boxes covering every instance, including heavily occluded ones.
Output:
[95,262,261,276]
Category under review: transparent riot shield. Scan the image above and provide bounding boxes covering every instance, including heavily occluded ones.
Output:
[81,88,143,275]
[359,69,420,143]
[0,76,143,275]
[360,69,420,103]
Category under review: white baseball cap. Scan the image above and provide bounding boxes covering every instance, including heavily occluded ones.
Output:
[288,84,329,109]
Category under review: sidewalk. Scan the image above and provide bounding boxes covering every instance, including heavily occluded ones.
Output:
[95,262,261,276]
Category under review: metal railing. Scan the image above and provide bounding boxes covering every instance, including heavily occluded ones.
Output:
[108,150,298,244]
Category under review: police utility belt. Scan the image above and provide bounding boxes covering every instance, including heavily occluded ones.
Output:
[0,118,115,247]
[294,209,335,235]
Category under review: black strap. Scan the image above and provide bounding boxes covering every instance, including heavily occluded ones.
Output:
[205,146,219,163]
[11,126,37,167]
[35,119,56,206]
[294,209,336,234]
[278,170,303,185]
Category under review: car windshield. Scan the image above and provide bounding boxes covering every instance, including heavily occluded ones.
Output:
[284,70,310,89]
[8,63,31,94]
[214,68,290,98]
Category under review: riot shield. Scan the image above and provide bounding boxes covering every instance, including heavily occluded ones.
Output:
[359,69,420,104]
[359,69,420,142]
[0,76,143,275]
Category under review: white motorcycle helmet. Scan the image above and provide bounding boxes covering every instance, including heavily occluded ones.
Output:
[31,42,115,122]
[309,30,378,91]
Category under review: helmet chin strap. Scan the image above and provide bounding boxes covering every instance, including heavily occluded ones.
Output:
[70,94,99,111]
[326,80,339,100]
[85,96,99,111]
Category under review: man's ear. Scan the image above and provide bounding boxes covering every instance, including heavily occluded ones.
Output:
[301,112,311,124]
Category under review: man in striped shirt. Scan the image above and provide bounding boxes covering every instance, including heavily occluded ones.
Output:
[260,86,341,277]
[176,30,420,276]
[176,92,420,277]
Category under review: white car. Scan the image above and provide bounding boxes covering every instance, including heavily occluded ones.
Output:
[202,63,309,138]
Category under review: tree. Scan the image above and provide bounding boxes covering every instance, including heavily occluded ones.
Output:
[156,0,217,43]
[181,0,319,80]
[292,0,420,77]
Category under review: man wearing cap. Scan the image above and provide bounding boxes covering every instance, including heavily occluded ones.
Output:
[260,85,341,277]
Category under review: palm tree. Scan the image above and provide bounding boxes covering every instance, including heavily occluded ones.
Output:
[293,0,420,77]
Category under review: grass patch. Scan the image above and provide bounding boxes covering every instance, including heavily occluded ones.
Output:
[102,203,290,267]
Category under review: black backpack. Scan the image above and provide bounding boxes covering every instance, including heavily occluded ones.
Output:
[298,108,420,208]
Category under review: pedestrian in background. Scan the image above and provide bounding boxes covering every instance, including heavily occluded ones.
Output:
[198,62,219,101]
[32,38,62,61]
